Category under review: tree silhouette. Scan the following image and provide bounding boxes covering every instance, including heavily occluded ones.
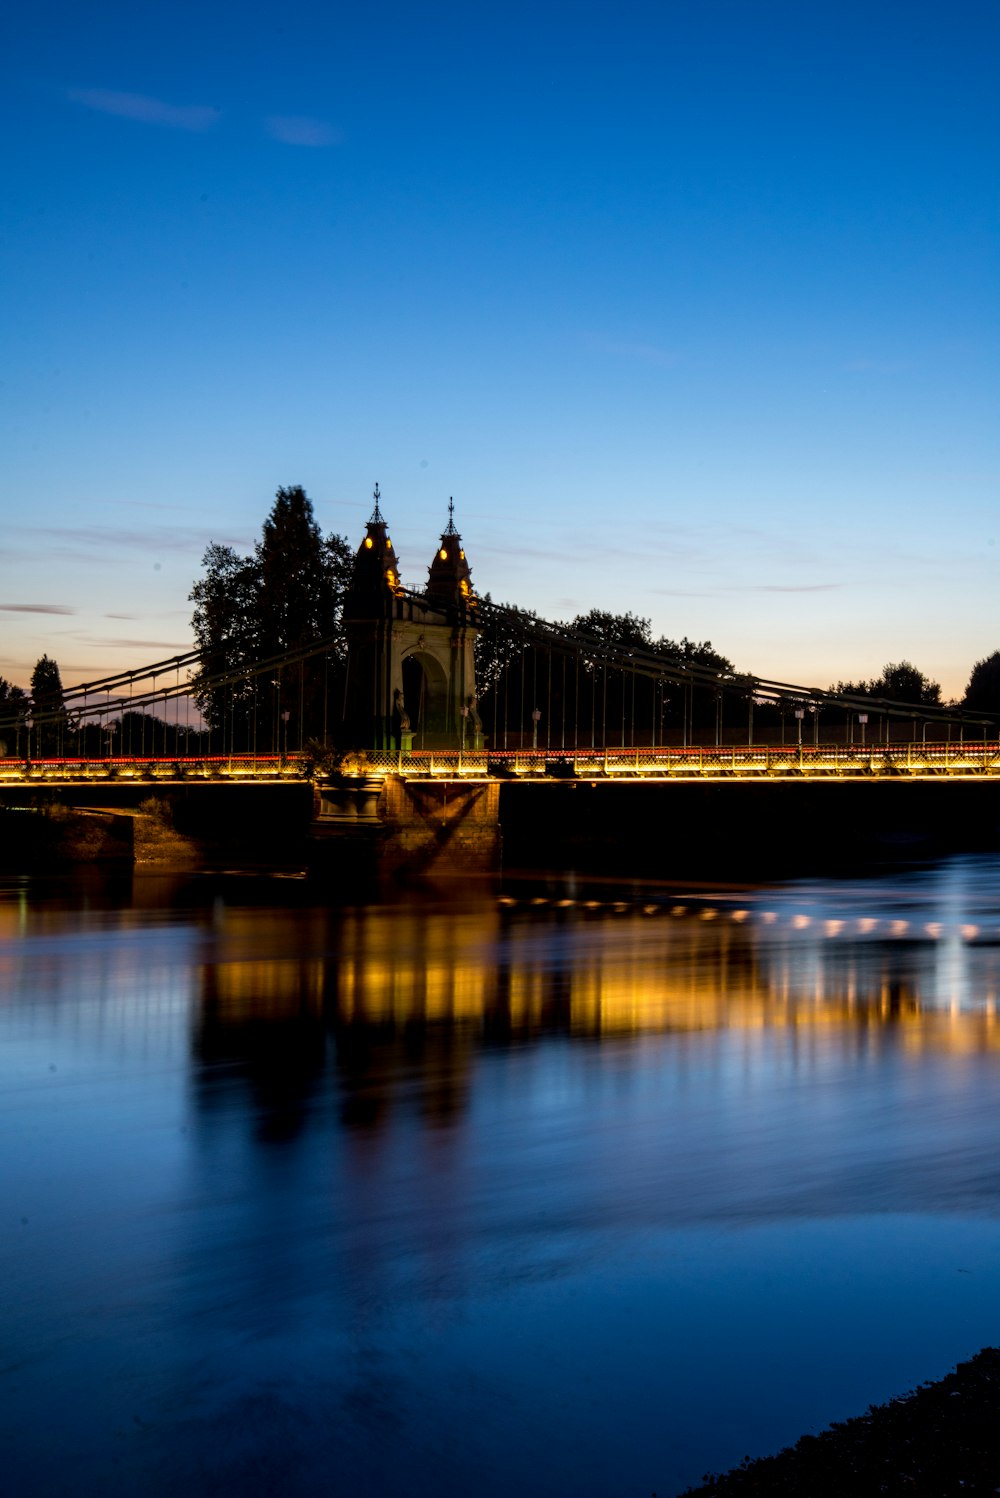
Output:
[0,677,29,756]
[836,660,941,706]
[190,486,352,749]
[879,661,941,706]
[30,654,67,755]
[964,652,1000,717]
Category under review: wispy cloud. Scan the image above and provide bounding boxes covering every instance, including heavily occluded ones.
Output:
[104,612,138,620]
[265,115,343,147]
[477,531,706,572]
[752,583,842,593]
[74,636,192,651]
[105,499,202,512]
[10,523,241,562]
[654,582,842,597]
[69,88,221,132]
[0,602,77,615]
[651,588,720,598]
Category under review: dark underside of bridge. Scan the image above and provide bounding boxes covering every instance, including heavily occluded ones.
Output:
[496,778,1000,880]
[4,778,1000,880]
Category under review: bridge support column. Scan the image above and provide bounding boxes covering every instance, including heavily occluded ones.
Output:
[310,774,500,882]
[380,777,499,877]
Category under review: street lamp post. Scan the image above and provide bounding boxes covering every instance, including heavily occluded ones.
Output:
[858,713,868,747]
[795,707,805,747]
[531,708,541,751]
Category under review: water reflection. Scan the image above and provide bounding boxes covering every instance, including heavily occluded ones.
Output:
[4,856,1000,1498]
[183,866,1000,1071]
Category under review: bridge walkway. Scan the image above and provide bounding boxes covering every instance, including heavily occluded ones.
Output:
[2,741,1000,786]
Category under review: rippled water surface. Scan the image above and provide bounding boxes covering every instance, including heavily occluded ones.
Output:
[4,856,1000,1496]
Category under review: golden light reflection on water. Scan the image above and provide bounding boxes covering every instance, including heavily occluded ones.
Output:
[193,896,1000,1053]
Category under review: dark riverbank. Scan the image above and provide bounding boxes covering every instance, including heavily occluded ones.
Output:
[681,1348,1000,1497]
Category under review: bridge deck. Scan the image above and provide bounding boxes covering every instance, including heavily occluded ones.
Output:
[2,742,1000,785]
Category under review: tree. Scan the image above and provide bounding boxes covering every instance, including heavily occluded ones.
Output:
[472,600,739,748]
[474,593,537,696]
[256,487,353,753]
[964,652,1000,717]
[189,542,263,737]
[835,661,940,707]
[570,609,653,652]
[650,636,735,736]
[878,661,941,706]
[30,654,68,754]
[566,614,734,744]
[653,635,733,676]
[189,487,353,749]
[258,486,348,655]
[0,676,29,756]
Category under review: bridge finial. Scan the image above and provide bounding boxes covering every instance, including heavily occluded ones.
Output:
[370,482,383,524]
[445,496,457,535]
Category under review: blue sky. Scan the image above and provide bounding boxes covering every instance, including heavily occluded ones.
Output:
[2,0,997,699]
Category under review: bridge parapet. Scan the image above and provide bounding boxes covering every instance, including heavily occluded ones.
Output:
[2,741,1000,788]
[357,742,1000,780]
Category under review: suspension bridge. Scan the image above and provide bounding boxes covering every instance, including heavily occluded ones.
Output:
[3,497,999,791]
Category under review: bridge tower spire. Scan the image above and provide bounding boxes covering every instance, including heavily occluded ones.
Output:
[342,492,482,752]
[426,496,474,611]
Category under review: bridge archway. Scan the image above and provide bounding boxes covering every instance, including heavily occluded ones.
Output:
[401,649,450,747]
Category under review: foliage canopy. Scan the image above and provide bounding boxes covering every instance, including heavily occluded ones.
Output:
[189,486,352,747]
[964,652,1000,717]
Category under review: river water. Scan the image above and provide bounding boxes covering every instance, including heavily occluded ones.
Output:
[4,855,1000,1497]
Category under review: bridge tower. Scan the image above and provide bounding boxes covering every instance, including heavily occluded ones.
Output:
[342,489,483,751]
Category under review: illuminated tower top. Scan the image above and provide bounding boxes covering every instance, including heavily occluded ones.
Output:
[425,497,475,612]
[346,482,402,610]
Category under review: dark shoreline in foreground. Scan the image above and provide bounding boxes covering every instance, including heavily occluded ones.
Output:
[680,1347,1000,1496]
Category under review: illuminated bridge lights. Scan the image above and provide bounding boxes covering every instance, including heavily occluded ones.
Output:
[2,740,1000,786]
[364,743,1000,781]
[493,893,995,946]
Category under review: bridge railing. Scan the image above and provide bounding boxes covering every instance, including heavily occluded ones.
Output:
[385,743,1000,778]
[2,742,1000,783]
[0,753,306,783]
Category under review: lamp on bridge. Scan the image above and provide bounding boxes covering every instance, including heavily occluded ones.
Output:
[532,708,542,750]
[858,713,868,746]
[794,707,805,747]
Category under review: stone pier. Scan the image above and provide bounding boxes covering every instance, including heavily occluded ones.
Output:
[311,775,500,880]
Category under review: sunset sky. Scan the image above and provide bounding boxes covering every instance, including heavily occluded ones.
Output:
[2,0,997,699]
